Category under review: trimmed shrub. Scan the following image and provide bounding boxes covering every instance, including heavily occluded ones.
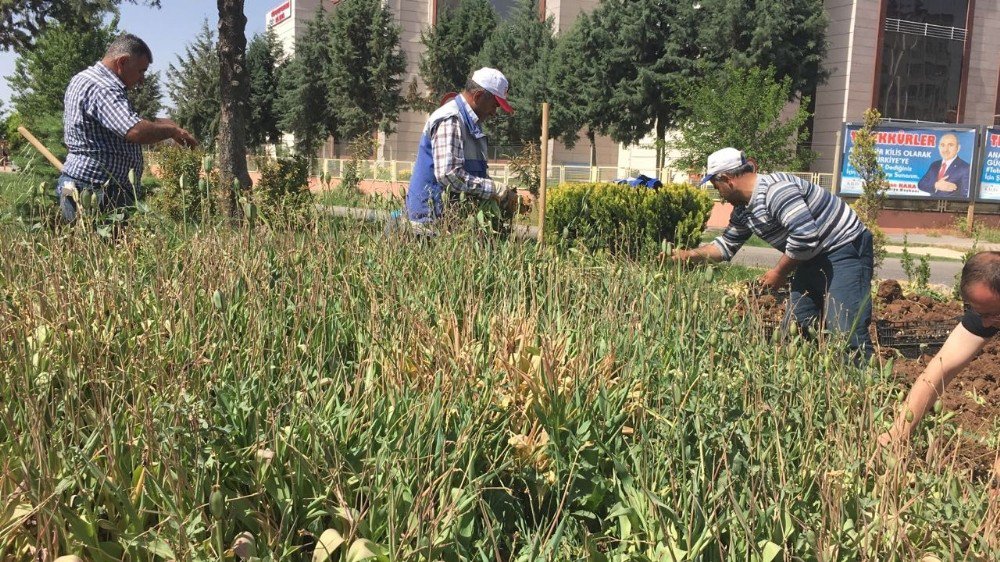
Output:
[545,182,713,256]
[251,156,314,226]
[149,145,214,222]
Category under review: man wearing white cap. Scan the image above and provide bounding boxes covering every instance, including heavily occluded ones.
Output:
[673,148,875,358]
[404,67,517,227]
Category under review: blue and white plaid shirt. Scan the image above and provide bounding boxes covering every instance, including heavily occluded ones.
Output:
[63,62,143,192]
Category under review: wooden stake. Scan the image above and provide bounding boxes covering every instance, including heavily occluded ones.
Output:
[17,126,64,172]
[967,198,976,232]
[538,102,550,244]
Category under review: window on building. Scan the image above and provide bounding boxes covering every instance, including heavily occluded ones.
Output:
[877,0,970,123]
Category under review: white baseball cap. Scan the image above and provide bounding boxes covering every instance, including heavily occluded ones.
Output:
[471,67,514,114]
[700,147,747,185]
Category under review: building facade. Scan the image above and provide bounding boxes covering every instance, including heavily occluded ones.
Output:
[265,0,617,166]
[812,0,1000,173]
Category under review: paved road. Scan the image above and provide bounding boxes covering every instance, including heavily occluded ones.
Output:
[731,246,963,287]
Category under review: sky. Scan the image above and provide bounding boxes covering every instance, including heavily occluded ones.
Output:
[0,0,283,110]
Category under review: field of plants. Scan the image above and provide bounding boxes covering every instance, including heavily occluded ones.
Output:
[1,168,999,561]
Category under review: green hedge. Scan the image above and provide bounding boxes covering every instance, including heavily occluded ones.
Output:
[545,182,713,256]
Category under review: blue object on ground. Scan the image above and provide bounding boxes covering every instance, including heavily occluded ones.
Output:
[614,174,663,189]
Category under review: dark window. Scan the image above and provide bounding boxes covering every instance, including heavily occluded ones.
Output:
[877,0,970,122]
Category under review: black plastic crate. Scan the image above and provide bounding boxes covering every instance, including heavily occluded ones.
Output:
[875,318,957,349]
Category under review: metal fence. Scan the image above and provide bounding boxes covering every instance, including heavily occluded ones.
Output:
[282,157,837,192]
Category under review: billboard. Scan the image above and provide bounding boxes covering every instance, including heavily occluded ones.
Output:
[267,1,291,28]
[979,128,1000,201]
[839,124,978,201]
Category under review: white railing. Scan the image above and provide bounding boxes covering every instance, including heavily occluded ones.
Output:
[291,158,836,193]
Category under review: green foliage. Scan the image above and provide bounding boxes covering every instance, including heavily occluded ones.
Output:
[148,145,213,222]
[0,0,159,51]
[250,156,315,226]
[326,0,406,139]
[508,142,541,195]
[475,0,555,148]
[419,0,498,101]
[545,182,713,256]
[696,0,828,99]
[1,218,991,559]
[8,16,118,164]
[340,135,375,193]
[277,8,336,155]
[246,31,284,150]
[900,236,915,283]
[127,71,163,120]
[167,20,220,147]
[675,65,815,172]
[849,108,889,270]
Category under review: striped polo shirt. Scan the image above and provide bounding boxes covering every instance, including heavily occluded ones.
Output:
[63,62,144,191]
[712,172,866,262]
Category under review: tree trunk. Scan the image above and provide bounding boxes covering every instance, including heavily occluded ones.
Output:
[216,0,252,218]
[655,117,666,171]
[587,129,597,168]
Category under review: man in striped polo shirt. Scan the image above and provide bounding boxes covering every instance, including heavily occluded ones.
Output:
[59,33,198,223]
[673,147,874,358]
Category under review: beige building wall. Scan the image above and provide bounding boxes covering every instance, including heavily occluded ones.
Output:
[810,0,881,174]
[962,2,1000,126]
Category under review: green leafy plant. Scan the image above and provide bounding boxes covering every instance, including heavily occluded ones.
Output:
[250,155,314,227]
[848,108,889,270]
[545,181,713,257]
[149,145,214,222]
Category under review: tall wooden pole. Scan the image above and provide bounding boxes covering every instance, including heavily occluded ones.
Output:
[538,102,550,244]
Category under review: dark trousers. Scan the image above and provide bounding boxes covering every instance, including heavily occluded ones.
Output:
[785,230,874,358]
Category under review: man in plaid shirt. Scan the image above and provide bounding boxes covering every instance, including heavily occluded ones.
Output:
[59,33,198,222]
[404,67,517,228]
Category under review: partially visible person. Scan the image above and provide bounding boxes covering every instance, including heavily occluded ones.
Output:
[917,133,970,199]
[60,33,198,223]
[403,67,517,232]
[673,147,874,358]
[879,252,1000,448]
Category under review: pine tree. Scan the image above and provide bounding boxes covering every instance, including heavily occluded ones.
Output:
[8,14,117,163]
[326,0,406,142]
[277,7,336,154]
[419,0,498,101]
[548,11,614,165]
[166,21,220,147]
[0,0,158,51]
[696,0,827,99]
[128,71,163,120]
[246,30,284,150]
[673,65,814,172]
[475,0,555,151]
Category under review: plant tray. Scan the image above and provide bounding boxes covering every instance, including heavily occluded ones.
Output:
[875,318,957,349]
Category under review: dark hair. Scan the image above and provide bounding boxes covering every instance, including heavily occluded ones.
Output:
[105,33,153,63]
[960,251,1000,300]
[464,78,487,96]
[718,161,755,178]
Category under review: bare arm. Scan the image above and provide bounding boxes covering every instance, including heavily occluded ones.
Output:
[125,118,198,147]
[672,243,724,264]
[879,323,986,445]
[760,254,803,289]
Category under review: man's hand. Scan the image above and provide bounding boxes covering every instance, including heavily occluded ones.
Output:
[172,126,198,148]
[491,184,518,213]
[934,179,958,192]
[759,268,787,289]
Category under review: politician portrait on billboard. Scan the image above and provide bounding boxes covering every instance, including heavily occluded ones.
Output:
[839,124,978,201]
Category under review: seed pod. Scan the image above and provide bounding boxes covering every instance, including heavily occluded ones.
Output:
[212,290,225,310]
[933,400,942,414]
[905,408,914,423]
[209,486,225,519]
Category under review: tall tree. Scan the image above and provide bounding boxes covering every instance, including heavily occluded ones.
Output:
[216,0,253,217]
[673,65,814,172]
[167,21,220,147]
[475,0,555,151]
[246,30,284,150]
[696,0,827,99]
[0,0,158,51]
[7,15,117,162]
[327,0,406,142]
[277,8,336,155]
[419,0,498,101]
[548,11,616,166]
[128,71,164,120]
[589,0,700,169]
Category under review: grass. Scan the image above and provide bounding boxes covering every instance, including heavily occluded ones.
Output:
[0,169,997,560]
